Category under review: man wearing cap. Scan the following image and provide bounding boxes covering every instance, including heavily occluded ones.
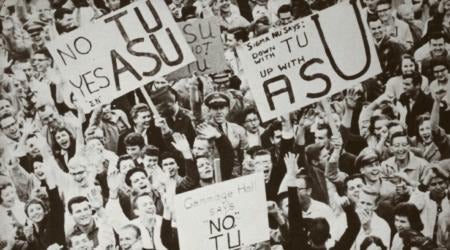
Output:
[150,86,196,146]
[209,71,244,123]
[205,91,248,177]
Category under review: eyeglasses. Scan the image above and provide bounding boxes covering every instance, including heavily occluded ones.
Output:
[377,8,390,13]
[433,68,447,74]
[245,118,259,123]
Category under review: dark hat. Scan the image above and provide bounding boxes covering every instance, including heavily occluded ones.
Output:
[150,86,176,105]
[204,92,230,108]
[23,21,45,35]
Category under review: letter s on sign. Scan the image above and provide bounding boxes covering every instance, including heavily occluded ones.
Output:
[299,58,331,99]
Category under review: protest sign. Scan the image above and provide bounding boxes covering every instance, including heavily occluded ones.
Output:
[167,17,227,80]
[174,173,269,250]
[47,0,195,112]
[236,1,382,121]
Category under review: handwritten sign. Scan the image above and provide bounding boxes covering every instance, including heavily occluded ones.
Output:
[47,0,195,111]
[175,174,269,250]
[167,17,227,80]
[237,2,381,121]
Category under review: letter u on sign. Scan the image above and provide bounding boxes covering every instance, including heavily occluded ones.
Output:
[311,0,371,80]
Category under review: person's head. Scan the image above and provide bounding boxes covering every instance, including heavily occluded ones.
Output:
[390,131,410,161]
[182,5,197,20]
[69,232,94,250]
[400,54,418,76]
[124,133,145,160]
[428,32,446,57]
[295,174,313,208]
[192,137,211,157]
[31,49,51,73]
[25,198,47,223]
[397,4,414,22]
[355,148,382,182]
[369,115,389,139]
[416,115,432,144]
[141,145,159,169]
[54,8,77,33]
[276,192,289,217]
[0,114,20,140]
[100,104,113,121]
[68,196,93,226]
[360,236,387,250]
[277,4,293,26]
[205,92,230,124]
[0,182,15,208]
[24,134,41,156]
[125,168,151,194]
[84,126,106,147]
[32,157,46,181]
[0,97,14,117]
[52,127,74,151]
[196,155,214,180]
[368,17,385,43]
[364,0,380,12]
[218,0,231,13]
[119,224,142,250]
[37,104,59,128]
[308,218,331,247]
[402,232,437,250]
[15,61,34,81]
[160,152,179,178]
[104,0,121,11]
[427,168,448,199]
[31,0,52,22]
[376,0,392,23]
[344,174,364,203]
[133,193,156,218]
[357,188,380,217]
[394,202,423,234]
[67,157,89,187]
[130,103,152,129]
[252,149,273,183]
[431,57,449,83]
[402,72,422,97]
[150,86,179,118]
[242,108,261,134]
[265,121,282,146]
[305,144,330,169]
[211,72,231,91]
[117,154,136,174]
[314,124,332,147]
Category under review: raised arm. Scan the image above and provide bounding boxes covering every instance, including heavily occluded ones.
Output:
[171,133,200,193]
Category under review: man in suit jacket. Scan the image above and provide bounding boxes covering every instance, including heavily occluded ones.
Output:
[205,92,248,177]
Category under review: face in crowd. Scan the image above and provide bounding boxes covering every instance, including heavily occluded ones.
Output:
[253,152,272,183]
[197,157,214,180]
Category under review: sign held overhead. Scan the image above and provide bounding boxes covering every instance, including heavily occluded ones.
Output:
[47,0,195,111]
[236,1,382,121]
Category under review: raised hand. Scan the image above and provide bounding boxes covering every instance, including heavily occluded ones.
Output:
[107,170,122,193]
[87,186,104,210]
[154,117,172,135]
[284,152,299,178]
[171,133,191,156]
[0,48,13,73]
[196,123,221,139]
[345,88,358,110]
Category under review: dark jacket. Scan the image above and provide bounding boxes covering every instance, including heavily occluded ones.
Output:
[26,186,65,249]
[399,91,434,137]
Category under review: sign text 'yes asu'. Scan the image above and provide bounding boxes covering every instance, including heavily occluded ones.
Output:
[237,1,382,121]
[47,0,195,111]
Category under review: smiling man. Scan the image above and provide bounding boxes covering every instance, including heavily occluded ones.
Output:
[381,131,430,186]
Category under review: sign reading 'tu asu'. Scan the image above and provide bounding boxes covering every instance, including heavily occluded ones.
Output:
[47,0,195,112]
[237,1,382,121]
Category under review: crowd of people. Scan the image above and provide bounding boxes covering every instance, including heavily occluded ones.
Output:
[1,0,450,249]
